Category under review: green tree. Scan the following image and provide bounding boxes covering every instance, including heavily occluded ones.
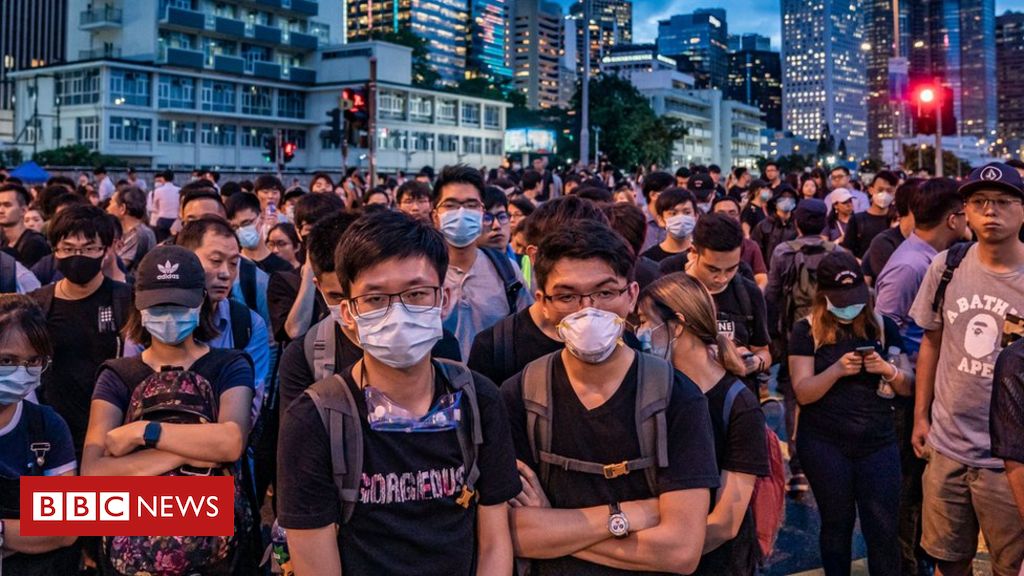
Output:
[902,144,971,176]
[377,30,440,89]
[572,75,686,168]
[756,153,815,174]
[33,144,125,168]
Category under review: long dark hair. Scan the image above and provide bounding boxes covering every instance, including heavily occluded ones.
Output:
[0,294,53,358]
[122,297,220,348]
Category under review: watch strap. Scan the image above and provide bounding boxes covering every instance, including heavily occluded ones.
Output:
[609,501,622,515]
[144,421,162,449]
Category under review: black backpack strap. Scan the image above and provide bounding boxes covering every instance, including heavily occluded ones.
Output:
[731,274,754,322]
[636,354,672,495]
[191,348,253,384]
[481,248,523,315]
[720,379,747,438]
[492,314,517,383]
[305,375,363,524]
[239,258,258,312]
[435,359,484,507]
[522,352,557,489]
[24,401,51,476]
[99,357,156,397]
[228,299,253,350]
[931,242,974,313]
[110,282,132,329]
[0,251,16,294]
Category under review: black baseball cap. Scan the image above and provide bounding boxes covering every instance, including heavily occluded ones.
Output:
[817,251,870,308]
[794,198,827,230]
[958,162,1024,200]
[688,172,715,193]
[134,246,206,310]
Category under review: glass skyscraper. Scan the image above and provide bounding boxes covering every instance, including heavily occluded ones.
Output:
[656,9,730,90]
[468,0,512,81]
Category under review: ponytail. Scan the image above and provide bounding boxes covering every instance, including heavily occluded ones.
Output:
[715,333,747,377]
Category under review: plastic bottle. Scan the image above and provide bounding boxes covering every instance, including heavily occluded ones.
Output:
[271,520,294,576]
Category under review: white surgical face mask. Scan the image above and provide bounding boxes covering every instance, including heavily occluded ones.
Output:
[665,214,696,240]
[236,224,260,250]
[557,307,625,364]
[350,303,443,369]
[873,191,894,210]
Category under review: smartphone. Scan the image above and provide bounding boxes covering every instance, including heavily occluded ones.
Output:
[1003,313,1024,348]
[855,346,875,357]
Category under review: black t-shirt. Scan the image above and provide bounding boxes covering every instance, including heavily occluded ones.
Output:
[657,248,692,276]
[694,375,769,576]
[640,243,678,263]
[266,269,329,343]
[842,212,892,258]
[10,229,51,268]
[992,339,1024,463]
[255,253,294,275]
[501,353,720,576]
[727,186,747,203]
[635,256,662,291]
[278,323,463,414]
[789,316,904,455]
[713,275,770,349]
[741,204,765,231]
[467,308,643,390]
[277,363,521,575]
[862,226,906,280]
[33,278,125,457]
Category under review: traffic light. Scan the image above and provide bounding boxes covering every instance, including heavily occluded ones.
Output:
[341,86,368,122]
[282,142,296,164]
[911,82,956,136]
[325,108,342,146]
[263,136,277,163]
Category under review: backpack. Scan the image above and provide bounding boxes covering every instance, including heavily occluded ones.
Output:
[304,358,484,523]
[227,299,253,350]
[481,247,524,316]
[303,316,338,383]
[721,381,785,560]
[780,240,837,337]
[930,242,974,313]
[0,251,16,294]
[490,313,518,385]
[98,351,257,576]
[520,351,673,494]
[238,258,259,313]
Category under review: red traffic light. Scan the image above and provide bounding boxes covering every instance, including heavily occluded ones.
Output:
[918,88,935,104]
[913,83,940,106]
[283,142,297,155]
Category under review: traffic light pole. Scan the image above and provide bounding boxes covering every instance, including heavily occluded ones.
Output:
[276,128,284,179]
[935,103,943,178]
[368,57,378,189]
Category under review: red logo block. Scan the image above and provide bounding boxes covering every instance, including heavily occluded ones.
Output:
[20,476,234,536]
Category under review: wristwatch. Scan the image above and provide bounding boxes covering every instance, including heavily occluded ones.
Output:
[144,421,162,449]
[607,502,629,539]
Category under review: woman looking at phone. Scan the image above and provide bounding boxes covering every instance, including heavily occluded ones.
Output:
[788,250,912,576]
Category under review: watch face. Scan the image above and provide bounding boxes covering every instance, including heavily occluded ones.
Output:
[608,513,629,537]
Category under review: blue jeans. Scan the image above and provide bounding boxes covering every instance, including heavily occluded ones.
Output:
[797,433,901,576]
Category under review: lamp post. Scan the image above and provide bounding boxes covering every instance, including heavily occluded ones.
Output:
[579,0,591,168]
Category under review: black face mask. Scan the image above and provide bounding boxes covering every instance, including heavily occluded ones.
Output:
[56,254,103,285]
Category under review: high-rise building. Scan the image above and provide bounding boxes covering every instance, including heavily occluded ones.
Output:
[727,34,782,130]
[0,0,68,139]
[781,0,868,159]
[997,11,1024,141]
[347,0,470,85]
[512,0,565,109]
[568,0,632,77]
[656,9,729,90]
[468,0,513,81]
[908,0,997,140]
[863,0,911,159]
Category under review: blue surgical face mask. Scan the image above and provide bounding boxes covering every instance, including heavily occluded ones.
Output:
[142,305,202,345]
[826,298,865,322]
[665,214,696,240]
[236,224,260,250]
[777,198,797,213]
[636,322,671,359]
[759,190,772,202]
[0,367,42,406]
[439,208,483,248]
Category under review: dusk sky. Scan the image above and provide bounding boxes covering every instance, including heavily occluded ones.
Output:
[557,0,1024,47]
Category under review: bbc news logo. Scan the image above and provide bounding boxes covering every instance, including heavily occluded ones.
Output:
[20,476,234,536]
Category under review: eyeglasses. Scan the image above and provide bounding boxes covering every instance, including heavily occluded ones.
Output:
[54,246,105,258]
[0,355,52,377]
[482,212,510,226]
[348,286,441,318]
[437,199,483,212]
[399,197,431,207]
[266,240,294,250]
[967,197,1023,211]
[543,286,630,312]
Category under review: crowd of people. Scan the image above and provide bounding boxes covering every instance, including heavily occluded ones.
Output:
[0,155,1022,576]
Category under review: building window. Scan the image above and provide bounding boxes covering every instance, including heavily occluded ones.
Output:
[462,136,482,154]
[109,117,152,142]
[110,70,151,107]
[277,89,305,119]
[379,91,405,120]
[161,0,195,11]
[380,129,406,151]
[241,44,271,72]
[309,22,329,44]
[201,80,236,112]
[411,132,434,151]
[484,105,501,129]
[203,37,237,67]
[55,69,100,106]
[437,99,457,124]
[76,116,99,149]
[409,95,432,123]
[157,119,195,144]
[485,138,503,155]
[438,134,458,152]
[461,103,480,126]
[241,84,272,115]
[158,75,195,109]
[201,123,236,146]
[241,126,274,148]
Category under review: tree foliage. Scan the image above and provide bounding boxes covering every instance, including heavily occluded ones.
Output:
[33,144,125,168]
[901,144,972,176]
[756,153,816,174]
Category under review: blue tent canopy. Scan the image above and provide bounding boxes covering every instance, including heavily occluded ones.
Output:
[9,161,51,183]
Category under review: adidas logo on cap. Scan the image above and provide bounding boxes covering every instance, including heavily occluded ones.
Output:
[156,260,180,281]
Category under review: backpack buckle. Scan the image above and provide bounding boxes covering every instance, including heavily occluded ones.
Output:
[30,442,50,468]
[456,485,476,508]
[603,461,629,479]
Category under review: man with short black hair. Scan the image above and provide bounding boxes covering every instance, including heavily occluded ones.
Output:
[279,210,520,576]
[478,186,513,254]
[30,205,129,458]
[863,178,921,285]
[531,155,562,200]
[520,170,544,206]
[293,192,345,240]
[0,183,50,268]
[675,166,691,189]
[763,161,782,192]
[826,166,869,212]
[688,172,718,214]
[226,192,292,274]
[396,180,433,222]
[106,185,156,272]
[149,169,179,242]
[641,187,697,264]
[729,167,751,202]
[640,171,677,252]
[842,170,899,258]
[94,166,115,201]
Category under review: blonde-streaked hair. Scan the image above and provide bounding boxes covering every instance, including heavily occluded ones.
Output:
[639,272,747,376]
[810,291,881,348]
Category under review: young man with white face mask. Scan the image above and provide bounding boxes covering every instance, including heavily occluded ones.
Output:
[501,219,719,575]
[278,211,521,575]
[841,171,899,258]
[639,187,697,264]
[225,192,292,275]
[432,165,531,360]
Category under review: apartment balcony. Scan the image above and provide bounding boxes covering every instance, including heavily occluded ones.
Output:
[255,0,319,16]
[79,47,122,60]
[213,54,246,75]
[161,7,205,31]
[286,31,319,50]
[253,61,282,80]
[287,67,316,84]
[80,7,122,31]
[158,46,205,70]
[254,24,282,44]
[214,16,246,37]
